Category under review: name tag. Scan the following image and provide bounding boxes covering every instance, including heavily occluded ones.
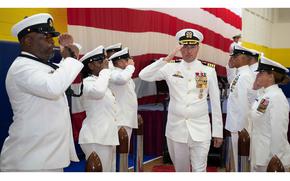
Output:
[230,75,240,92]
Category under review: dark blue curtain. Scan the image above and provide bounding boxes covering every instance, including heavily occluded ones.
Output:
[0,41,62,151]
[0,41,20,151]
[280,70,290,98]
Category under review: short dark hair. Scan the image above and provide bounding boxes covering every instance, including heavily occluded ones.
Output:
[81,59,104,78]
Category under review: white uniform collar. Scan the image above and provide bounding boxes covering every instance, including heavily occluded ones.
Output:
[114,66,123,71]
[181,58,200,67]
[21,51,38,59]
[89,74,98,78]
[249,62,258,72]
[237,65,250,74]
[264,84,279,94]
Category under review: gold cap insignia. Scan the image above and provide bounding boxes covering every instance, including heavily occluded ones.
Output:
[48,18,53,27]
[185,31,193,39]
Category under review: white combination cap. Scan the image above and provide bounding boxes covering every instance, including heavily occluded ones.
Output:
[175,28,204,45]
[231,44,261,58]
[257,56,289,74]
[80,45,105,64]
[109,47,130,62]
[12,13,59,40]
[105,43,122,53]
[232,34,241,39]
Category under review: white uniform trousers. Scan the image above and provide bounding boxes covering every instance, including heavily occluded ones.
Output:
[80,143,115,172]
[167,137,211,172]
[112,126,133,171]
[230,132,239,172]
[123,126,133,142]
[1,168,63,172]
[251,165,267,172]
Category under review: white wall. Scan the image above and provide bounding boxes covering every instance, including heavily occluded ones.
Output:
[242,8,273,47]
[271,9,290,48]
[271,23,290,48]
[242,8,290,49]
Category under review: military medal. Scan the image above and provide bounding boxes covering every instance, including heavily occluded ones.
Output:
[195,72,207,99]
[230,75,240,92]
[257,98,269,113]
[198,89,204,99]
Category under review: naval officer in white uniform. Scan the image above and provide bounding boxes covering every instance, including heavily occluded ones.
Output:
[227,34,242,85]
[225,44,257,171]
[108,47,138,171]
[78,46,119,172]
[250,56,290,172]
[105,43,122,59]
[139,28,223,172]
[109,47,138,141]
[0,13,83,171]
[105,43,122,70]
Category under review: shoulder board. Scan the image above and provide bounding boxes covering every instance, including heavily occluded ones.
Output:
[169,59,181,63]
[200,60,215,68]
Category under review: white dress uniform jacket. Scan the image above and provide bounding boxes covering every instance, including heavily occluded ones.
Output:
[248,62,260,105]
[250,84,290,168]
[78,69,119,146]
[249,62,258,76]
[139,59,223,143]
[226,64,237,85]
[227,41,241,84]
[109,65,138,129]
[0,52,83,170]
[225,65,255,132]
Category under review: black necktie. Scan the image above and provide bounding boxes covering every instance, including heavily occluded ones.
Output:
[19,53,59,70]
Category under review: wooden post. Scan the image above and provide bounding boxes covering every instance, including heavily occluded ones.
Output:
[117,126,129,172]
[133,114,144,172]
[267,155,285,172]
[85,151,102,172]
[238,128,250,172]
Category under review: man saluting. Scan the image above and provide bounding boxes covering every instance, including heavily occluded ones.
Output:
[139,28,223,172]
[0,13,83,172]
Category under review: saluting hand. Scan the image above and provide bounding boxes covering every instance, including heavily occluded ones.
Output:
[58,33,74,47]
[58,33,79,59]
[61,44,79,59]
[213,137,223,148]
[253,78,261,90]
[127,58,135,66]
[101,59,109,70]
[164,44,183,63]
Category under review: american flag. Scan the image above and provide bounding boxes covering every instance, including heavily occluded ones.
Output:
[67,8,242,141]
